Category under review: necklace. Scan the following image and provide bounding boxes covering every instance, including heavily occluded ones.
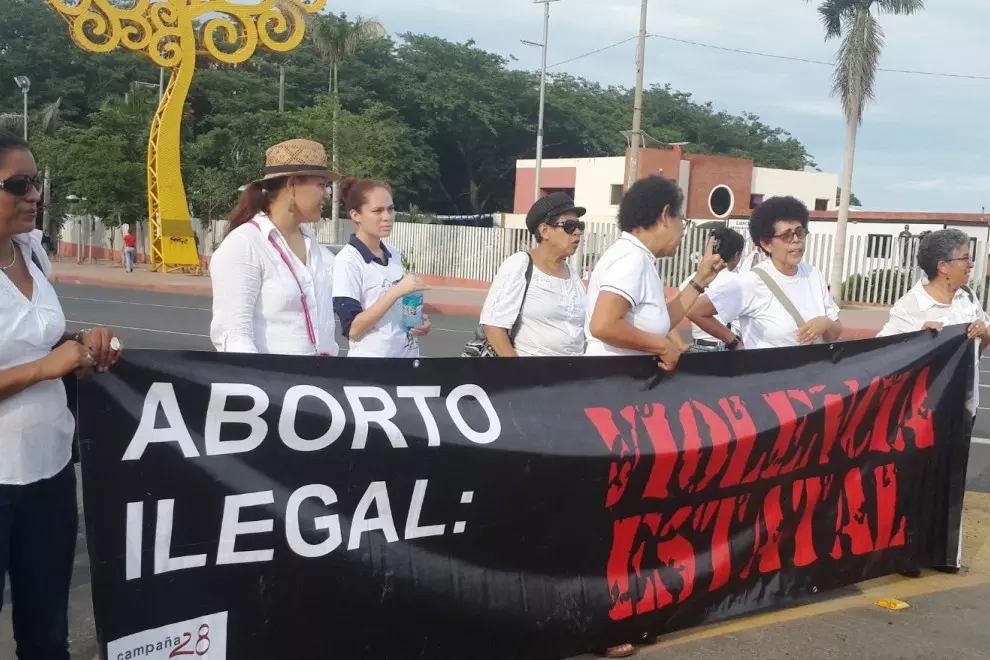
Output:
[0,241,17,270]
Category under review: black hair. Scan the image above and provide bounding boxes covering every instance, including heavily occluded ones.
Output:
[710,226,745,261]
[917,229,970,280]
[618,175,684,233]
[0,130,29,169]
[749,196,809,253]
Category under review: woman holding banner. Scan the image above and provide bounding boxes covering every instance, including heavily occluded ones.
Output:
[210,139,341,356]
[0,129,123,659]
[585,174,725,369]
[687,196,842,350]
[877,229,990,576]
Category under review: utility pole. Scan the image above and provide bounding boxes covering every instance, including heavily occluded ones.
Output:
[278,64,286,112]
[627,0,648,189]
[525,0,560,202]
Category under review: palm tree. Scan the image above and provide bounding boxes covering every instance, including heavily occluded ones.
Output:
[809,0,924,300]
[308,14,386,225]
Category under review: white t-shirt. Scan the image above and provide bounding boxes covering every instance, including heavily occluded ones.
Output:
[585,232,670,356]
[878,280,989,412]
[707,261,839,350]
[679,269,737,343]
[333,239,418,358]
[0,230,75,485]
[480,252,587,357]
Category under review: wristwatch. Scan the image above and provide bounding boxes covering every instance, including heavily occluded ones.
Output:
[689,279,706,294]
[725,336,741,351]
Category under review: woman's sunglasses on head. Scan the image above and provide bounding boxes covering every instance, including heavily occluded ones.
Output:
[547,219,586,234]
[0,174,42,197]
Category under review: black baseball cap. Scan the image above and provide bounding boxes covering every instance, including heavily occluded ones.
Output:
[525,192,587,235]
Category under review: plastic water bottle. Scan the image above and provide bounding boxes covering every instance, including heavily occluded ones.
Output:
[401,274,424,331]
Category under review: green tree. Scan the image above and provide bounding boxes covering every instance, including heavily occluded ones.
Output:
[836,187,862,207]
[308,14,386,224]
[808,0,924,299]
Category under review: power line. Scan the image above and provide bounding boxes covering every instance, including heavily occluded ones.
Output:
[547,32,990,82]
[651,34,990,81]
[547,36,639,69]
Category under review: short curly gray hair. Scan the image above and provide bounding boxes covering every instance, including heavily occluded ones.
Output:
[917,229,970,280]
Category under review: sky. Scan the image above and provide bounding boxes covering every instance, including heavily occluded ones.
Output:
[327,0,990,215]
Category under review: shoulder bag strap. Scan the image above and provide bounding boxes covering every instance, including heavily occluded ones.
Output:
[752,267,806,327]
[508,253,534,345]
[248,221,329,356]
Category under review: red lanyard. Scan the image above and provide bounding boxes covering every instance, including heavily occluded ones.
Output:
[248,221,331,356]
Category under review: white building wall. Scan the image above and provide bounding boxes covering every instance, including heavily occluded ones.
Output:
[751,168,838,211]
[573,157,625,218]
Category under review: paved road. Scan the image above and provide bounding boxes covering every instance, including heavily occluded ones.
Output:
[52,283,990,439]
[2,284,990,659]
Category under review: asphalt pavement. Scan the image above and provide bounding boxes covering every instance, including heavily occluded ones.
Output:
[3,283,990,659]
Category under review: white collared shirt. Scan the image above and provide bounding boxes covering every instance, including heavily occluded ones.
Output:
[878,280,989,411]
[210,213,339,356]
[679,269,737,343]
[332,238,418,358]
[585,232,670,356]
[0,230,75,485]
[481,252,587,356]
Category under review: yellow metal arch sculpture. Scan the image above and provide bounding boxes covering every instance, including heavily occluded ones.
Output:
[46,0,326,273]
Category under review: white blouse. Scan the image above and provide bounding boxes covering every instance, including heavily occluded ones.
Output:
[0,230,75,485]
[878,280,989,412]
[480,252,587,357]
[210,214,339,356]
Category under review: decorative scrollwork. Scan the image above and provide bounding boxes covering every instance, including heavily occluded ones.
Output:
[47,0,324,68]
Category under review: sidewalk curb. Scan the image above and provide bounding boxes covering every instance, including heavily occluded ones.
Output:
[51,273,212,297]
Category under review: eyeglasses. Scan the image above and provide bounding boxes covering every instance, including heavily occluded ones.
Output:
[946,255,974,265]
[0,174,42,197]
[547,219,586,235]
[772,226,809,243]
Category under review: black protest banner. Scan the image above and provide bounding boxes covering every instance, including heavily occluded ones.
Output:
[78,328,973,660]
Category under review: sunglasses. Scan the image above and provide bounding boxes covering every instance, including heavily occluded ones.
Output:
[0,174,42,197]
[772,226,809,243]
[547,219,586,234]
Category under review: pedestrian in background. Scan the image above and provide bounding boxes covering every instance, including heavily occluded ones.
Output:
[0,129,123,660]
[688,196,841,350]
[332,177,431,357]
[122,226,137,273]
[210,138,340,356]
[479,192,587,357]
[671,226,745,353]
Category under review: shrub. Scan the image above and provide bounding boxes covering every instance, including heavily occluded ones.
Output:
[841,268,911,304]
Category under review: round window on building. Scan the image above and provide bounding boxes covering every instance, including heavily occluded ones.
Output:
[708,185,734,218]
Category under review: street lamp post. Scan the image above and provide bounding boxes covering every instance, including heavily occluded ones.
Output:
[524,0,560,203]
[14,76,30,140]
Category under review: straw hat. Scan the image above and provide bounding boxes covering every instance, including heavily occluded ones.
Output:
[248,138,340,186]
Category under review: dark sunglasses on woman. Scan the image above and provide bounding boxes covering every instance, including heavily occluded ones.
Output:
[0,174,42,197]
[548,219,586,235]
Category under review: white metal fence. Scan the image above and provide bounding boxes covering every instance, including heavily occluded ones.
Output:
[65,216,990,309]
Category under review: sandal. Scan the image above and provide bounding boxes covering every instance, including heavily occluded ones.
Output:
[603,643,635,658]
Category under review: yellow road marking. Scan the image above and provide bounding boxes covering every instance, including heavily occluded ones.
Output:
[646,491,990,652]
